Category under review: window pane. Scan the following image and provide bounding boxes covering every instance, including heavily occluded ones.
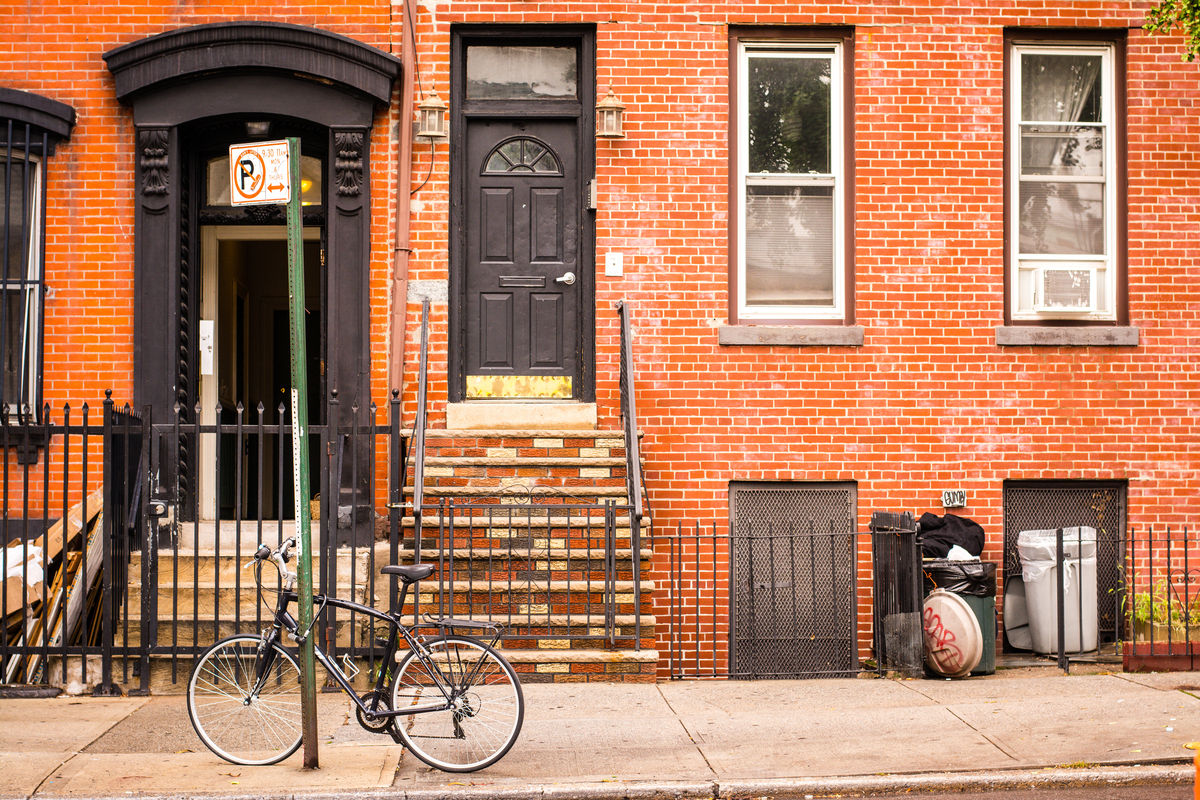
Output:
[0,160,29,280]
[748,55,832,174]
[1,289,32,405]
[1019,181,1104,255]
[1021,125,1104,177]
[467,46,578,100]
[1021,54,1102,123]
[745,184,835,306]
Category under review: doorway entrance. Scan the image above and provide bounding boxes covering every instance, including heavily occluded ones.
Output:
[450,28,596,403]
[199,227,322,519]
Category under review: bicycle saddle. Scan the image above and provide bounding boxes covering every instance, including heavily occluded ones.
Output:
[381,563,435,582]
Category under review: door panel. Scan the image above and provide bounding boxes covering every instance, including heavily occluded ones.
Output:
[464,119,579,398]
[480,293,515,368]
[482,189,514,262]
[530,293,563,368]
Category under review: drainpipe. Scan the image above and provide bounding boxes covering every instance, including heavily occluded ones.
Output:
[389,0,418,397]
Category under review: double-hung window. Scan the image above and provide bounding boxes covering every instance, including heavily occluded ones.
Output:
[1008,36,1124,322]
[733,31,851,324]
[0,89,75,419]
[1,148,43,414]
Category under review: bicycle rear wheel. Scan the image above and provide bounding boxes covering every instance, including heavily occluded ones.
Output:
[187,634,303,766]
[391,634,524,772]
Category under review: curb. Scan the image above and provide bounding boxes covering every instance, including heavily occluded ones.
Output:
[34,764,1193,800]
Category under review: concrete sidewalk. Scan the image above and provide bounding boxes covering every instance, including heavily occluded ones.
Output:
[1,668,1197,799]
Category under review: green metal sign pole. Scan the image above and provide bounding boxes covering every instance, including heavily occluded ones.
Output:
[284,136,319,769]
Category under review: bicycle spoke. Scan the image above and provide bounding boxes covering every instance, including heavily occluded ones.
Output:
[188,637,304,766]
[393,636,523,772]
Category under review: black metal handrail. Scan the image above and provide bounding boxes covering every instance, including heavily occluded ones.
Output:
[616,301,647,647]
[615,301,646,524]
[410,299,431,562]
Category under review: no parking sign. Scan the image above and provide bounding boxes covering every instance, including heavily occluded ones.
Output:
[229,140,291,205]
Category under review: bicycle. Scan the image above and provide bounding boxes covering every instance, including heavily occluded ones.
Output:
[185,536,524,772]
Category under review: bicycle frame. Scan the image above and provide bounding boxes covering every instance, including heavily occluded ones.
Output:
[258,587,498,723]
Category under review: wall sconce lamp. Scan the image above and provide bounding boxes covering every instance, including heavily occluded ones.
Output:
[416,89,448,141]
[596,86,626,139]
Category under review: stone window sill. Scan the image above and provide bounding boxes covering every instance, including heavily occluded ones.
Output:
[718,325,864,347]
[995,326,1139,347]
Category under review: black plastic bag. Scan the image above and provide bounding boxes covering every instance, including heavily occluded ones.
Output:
[922,559,996,597]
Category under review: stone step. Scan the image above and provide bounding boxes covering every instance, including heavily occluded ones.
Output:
[425,456,626,467]
[130,550,367,585]
[47,647,659,694]
[406,428,627,441]
[114,612,655,648]
[130,544,649,586]
[408,484,629,498]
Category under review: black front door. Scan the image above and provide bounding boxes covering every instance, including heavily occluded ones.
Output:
[463,118,580,399]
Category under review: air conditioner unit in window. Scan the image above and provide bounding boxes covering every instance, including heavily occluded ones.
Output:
[1034,266,1095,312]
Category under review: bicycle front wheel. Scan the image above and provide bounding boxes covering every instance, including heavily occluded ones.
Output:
[391,635,524,772]
[187,634,303,766]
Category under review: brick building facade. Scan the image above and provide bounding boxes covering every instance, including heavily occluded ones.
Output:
[3,1,1199,681]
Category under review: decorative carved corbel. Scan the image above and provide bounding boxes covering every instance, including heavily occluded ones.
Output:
[334,130,364,197]
[139,128,170,196]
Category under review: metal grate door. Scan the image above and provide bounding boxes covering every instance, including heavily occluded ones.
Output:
[729,482,857,678]
[1003,481,1126,646]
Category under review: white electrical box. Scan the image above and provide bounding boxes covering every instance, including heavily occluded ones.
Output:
[605,251,624,277]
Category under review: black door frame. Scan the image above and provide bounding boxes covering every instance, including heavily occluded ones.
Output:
[104,22,401,420]
[448,24,596,403]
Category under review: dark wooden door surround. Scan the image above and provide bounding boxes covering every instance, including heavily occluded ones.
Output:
[450,26,596,403]
[104,22,401,419]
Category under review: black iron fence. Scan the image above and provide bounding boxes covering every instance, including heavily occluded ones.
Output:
[1125,525,1198,671]
[1,390,647,691]
[0,394,142,693]
[662,516,1200,680]
[662,521,887,680]
[411,499,647,649]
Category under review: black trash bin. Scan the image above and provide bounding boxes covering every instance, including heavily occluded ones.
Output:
[922,559,997,675]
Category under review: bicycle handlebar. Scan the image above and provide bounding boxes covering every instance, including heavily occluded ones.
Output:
[244,537,298,591]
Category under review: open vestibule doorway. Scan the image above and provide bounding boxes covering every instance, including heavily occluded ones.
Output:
[199,226,323,521]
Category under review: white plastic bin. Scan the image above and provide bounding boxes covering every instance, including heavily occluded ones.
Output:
[1016,527,1098,654]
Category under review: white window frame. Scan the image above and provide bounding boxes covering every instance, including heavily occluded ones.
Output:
[1009,43,1116,322]
[736,41,845,322]
[1,150,43,414]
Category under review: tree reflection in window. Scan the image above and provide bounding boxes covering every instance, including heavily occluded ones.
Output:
[483,137,562,174]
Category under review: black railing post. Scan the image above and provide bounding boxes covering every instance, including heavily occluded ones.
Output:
[604,501,616,648]
[631,505,642,647]
[94,390,120,696]
[134,405,154,695]
[322,390,338,657]
[1056,528,1068,672]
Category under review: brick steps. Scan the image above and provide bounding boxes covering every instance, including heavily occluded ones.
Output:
[105,425,656,691]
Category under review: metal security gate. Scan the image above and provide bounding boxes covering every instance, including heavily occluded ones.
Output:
[729,483,857,678]
[1003,481,1126,646]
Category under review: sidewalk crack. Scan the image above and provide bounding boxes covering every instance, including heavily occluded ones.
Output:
[656,684,718,780]
[943,706,1020,762]
[30,752,77,798]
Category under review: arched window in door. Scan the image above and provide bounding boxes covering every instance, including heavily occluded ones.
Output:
[483,137,562,175]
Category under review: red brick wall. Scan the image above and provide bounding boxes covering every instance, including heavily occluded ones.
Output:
[395,4,1200,669]
[400,3,1200,537]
